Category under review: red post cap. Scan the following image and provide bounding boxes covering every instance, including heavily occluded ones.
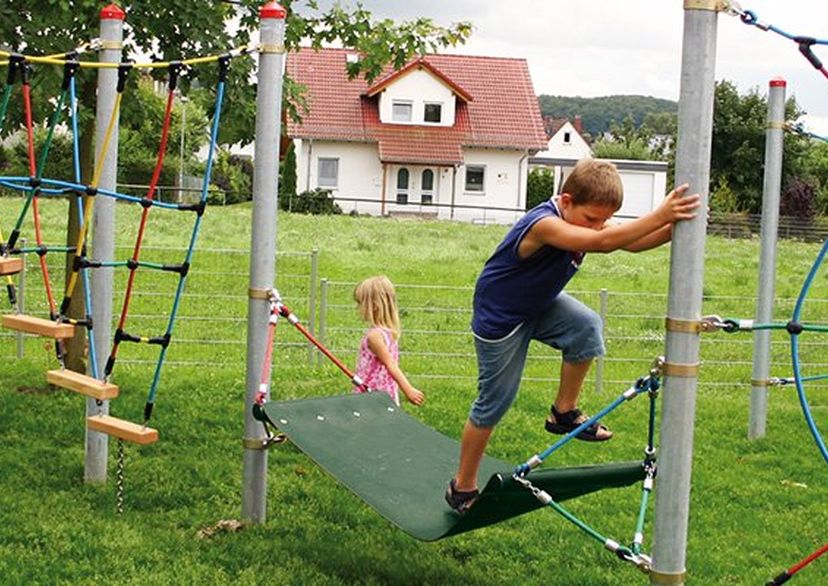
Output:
[100,4,125,20]
[260,2,287,19]
[769,77,786,88]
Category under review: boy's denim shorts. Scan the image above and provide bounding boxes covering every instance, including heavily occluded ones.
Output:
[469,292,604,428]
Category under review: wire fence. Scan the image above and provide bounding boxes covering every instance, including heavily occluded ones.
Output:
[2,243,827,397]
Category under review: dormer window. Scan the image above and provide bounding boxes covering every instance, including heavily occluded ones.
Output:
[392,100,413,122]
[563,131,571,144]
[424,103,442,124]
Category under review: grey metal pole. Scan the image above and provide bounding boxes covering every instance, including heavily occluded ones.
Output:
[242,2,286,524]
[15,239,25,358]
[596,288,607,394]
[318,277,328,367]
[650,4,719,585]
[307,248,318,365]
[748,79,786,440]
[85,4,123,484]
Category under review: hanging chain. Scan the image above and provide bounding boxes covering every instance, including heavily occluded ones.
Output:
[116,438,126,515]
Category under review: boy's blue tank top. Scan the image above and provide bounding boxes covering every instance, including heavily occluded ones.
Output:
[472,198,584,339]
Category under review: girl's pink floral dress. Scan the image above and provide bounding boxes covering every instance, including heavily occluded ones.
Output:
[354,327,399,405]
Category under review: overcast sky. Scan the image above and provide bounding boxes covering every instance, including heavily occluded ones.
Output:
[315,0,828,132]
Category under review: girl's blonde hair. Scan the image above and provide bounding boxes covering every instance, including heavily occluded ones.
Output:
[354,275,401,340]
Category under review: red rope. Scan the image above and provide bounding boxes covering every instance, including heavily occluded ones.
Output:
[278,302,367,391]
[22,81,57,316]
[108,87,176,370]
[788,541,828,576]
[255,307,279,405]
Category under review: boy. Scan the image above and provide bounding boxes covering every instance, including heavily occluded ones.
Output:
[445,158,700,513]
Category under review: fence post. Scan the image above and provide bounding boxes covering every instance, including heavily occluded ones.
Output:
[15,239,26,358]
[317,278,328,367]
[595,288,607,394]
[307,248,318,365]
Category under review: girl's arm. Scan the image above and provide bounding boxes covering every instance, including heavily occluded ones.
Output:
[366,330,425,406]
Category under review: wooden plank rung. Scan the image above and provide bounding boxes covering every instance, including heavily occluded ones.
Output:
[46,369,119,400]
[87,415,159,445]
[0,257,23,276]
[2,314,74,339]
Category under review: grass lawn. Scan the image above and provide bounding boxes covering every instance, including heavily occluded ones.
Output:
[0,197,826,584]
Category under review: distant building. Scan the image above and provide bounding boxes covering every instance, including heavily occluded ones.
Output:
[286,47,548,224]
[531,117,668,219]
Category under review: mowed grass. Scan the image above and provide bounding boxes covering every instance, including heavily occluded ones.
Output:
[0,196,827,585]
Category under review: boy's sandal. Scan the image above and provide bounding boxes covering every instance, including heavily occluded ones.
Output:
[445,478,479,514]
[545,406,613,442]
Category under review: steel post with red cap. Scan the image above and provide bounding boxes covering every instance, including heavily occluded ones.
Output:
[242,1,287,524]
[85,3,125,484]
[749,78,786,440]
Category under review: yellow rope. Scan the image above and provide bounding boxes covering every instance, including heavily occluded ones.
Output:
[64,90,123,299]
[0,45,255,70]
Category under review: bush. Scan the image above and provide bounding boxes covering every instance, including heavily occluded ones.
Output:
[287,188,342,215]
[526,167,555,209]
[780,178,817,223]
[210,150,253,205]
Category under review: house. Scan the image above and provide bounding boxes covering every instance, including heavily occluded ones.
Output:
[531,117,668,219]
[286,48,548,224]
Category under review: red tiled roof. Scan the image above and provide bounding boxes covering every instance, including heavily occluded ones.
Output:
[286,47,547,163]
[365,58,473,103]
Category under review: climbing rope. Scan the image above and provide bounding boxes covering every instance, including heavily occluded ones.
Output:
[726,2,828,81]
[512,357,663,573]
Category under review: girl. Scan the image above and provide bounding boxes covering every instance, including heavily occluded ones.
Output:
[353,276,425,407]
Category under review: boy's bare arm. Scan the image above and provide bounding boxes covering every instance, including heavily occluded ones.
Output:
[528,185,699,254]
[622,224,673,252]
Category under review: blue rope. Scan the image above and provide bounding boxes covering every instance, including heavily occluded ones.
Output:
[740,10,828,45]
[0,177,184,209]
[69,75,99,380]
[145,77,227,408]
[790,237,828,466]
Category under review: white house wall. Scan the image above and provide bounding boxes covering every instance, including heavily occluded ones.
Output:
[295,139,529,224]
[448,148,528,225]
[296,140,384,214]
[378,69,457,127]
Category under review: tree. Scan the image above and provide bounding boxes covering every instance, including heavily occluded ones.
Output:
[278,140,298,211]
[591,114,661,161]
[0,1,471,372]
[710,80,809,214]
[526,167,554,209]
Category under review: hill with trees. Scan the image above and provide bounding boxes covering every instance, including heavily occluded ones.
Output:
[538,94,677,137]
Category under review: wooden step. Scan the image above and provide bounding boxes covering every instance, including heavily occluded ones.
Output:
[0,257,23,276]
[2,314,74,339]
[46,369,119,400]
[86,415,159,445]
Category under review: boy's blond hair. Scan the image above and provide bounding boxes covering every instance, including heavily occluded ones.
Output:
[354,275,401,340]
[560,158,624,210]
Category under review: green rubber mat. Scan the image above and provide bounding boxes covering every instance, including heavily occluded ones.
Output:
[262,392,645,541]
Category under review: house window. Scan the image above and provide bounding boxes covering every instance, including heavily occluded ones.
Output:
[424,103,442,124]
[421,169,434,205]
[396,168,409,204]
[317,157,339,188]
[563,131,571,144]
[392,101,413,122]
[465,165,485,193]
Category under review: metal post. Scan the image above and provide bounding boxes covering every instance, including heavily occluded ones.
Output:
[595,288,607,394]
[307,248,318,365]
[317,278,328,367]
[242,2,286,524]
[178,93,188,203]
[650,4,719,585]
[749,79,786,440]
[15,239,26,358]
[85,4,124,484]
